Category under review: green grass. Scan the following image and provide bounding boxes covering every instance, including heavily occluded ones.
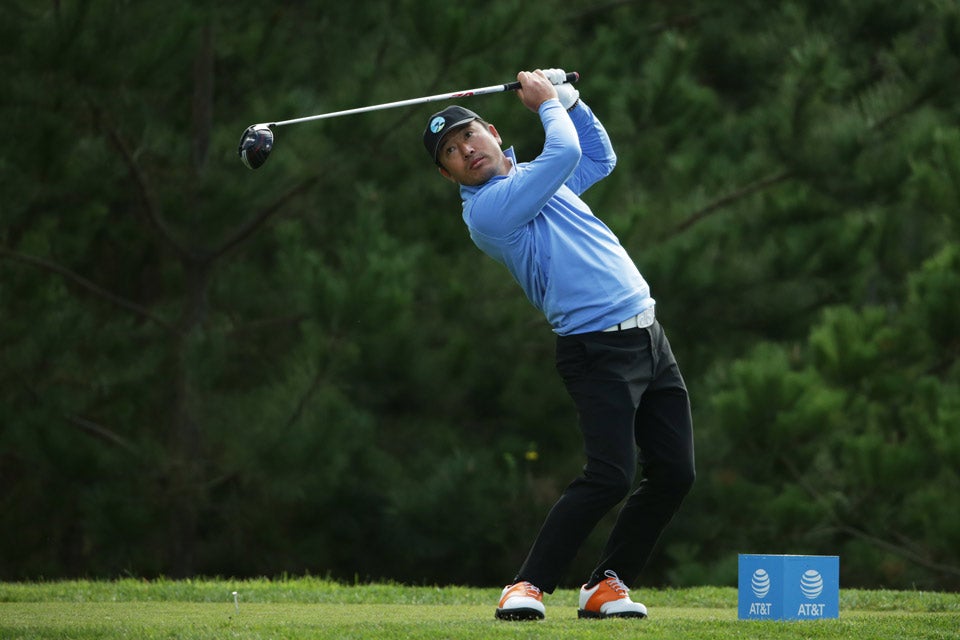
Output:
[1,578,958,639]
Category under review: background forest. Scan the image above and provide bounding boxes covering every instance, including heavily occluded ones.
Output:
[2,0,959,591]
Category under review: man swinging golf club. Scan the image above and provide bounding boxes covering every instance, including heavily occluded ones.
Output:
[423,69,696,621]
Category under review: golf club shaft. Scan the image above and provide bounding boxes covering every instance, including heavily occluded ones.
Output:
[268,71,579,128]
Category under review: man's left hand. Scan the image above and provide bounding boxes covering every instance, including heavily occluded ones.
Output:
[516,70,559,113]
[542,68,579,110]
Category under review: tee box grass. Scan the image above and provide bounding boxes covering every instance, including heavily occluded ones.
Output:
[1,577,958,640]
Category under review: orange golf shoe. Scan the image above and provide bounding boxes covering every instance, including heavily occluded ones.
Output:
[578,570,648,619]
[495,581,545,621]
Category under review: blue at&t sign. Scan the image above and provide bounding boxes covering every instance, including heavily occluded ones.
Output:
[738,554,839,620]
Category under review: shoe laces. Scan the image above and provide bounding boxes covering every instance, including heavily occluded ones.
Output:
[520,582,542,598]
[602,570,630,597]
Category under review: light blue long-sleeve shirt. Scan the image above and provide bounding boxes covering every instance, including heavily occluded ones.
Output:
[459,98,653,335]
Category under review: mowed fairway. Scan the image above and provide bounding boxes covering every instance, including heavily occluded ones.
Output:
[1,579,958,640]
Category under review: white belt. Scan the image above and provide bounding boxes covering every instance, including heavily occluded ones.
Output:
[602,306,656,332]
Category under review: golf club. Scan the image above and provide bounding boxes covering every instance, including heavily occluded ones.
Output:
[238,71,579,170]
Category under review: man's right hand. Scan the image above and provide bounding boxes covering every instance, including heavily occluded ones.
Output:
[516,70,559,113]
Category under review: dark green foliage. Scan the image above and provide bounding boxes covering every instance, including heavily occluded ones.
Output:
[1,0,958,590]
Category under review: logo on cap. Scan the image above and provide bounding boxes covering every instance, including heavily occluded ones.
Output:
[429,116,446,134]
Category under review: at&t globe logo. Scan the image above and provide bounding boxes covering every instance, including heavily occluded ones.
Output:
[747,568,773,615]
[751,569,770,599]
[800,569,824,599]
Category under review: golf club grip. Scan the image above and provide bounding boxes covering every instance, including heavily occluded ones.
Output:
[502,71,579,92]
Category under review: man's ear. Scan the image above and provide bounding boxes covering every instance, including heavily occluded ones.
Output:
[438,166,456,183]
[487,123,502,145]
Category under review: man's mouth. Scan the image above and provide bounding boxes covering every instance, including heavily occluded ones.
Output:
[469,156,485,170]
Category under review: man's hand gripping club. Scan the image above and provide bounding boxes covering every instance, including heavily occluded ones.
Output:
[516,69,580,112]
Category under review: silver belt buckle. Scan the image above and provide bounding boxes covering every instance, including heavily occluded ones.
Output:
[603,306,655,332]
[636,306,655,328]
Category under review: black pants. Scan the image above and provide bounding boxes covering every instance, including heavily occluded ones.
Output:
[515,320,695,592]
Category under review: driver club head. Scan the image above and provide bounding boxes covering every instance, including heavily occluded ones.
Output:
[238,125,274,170]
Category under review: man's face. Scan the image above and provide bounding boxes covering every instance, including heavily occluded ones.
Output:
[437,121,509,186]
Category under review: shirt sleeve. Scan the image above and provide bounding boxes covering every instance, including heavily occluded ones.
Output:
[563,100,617,195]
[464,99,581,239]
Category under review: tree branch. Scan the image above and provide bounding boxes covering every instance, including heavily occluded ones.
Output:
[208,174,321,262]
[833,523,960,579]
[6,366,138,456]
[781,454,960,579]
[64,413,138,454]
[227,313,308,336]
[0,247,177,334]
[663,68,951,240]
[191,19,214,172]
[204,346,331,491]
[667,170,794,238]
[96,110,197,263]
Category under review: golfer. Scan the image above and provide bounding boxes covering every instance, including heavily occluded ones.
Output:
[422,69,695,621]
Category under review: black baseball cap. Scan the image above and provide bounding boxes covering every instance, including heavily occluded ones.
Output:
[423,105,481,164]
